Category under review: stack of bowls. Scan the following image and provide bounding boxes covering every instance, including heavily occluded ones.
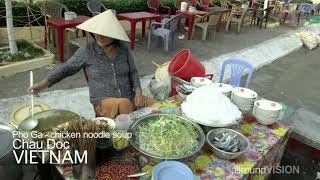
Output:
[190,77,212,88]
[253,100,283,125]
[212,83,233,97]
[231,87,258,113]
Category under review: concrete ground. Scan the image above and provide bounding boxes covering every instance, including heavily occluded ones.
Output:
[250,47,320,114]
[0,22,301,99]
[270,138,320,180]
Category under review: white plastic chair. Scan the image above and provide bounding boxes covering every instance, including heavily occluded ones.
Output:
[87,0,116,16]
[148,14,182,52]
[193,12,220,40]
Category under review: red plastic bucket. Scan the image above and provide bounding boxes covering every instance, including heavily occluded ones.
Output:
[171,78,185,96]
[169,49,205,81]
[168,49,213,95]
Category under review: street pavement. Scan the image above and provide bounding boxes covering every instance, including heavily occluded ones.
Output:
[0,22,301,99]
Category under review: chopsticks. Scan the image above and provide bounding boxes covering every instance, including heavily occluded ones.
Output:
[30,71,34,119]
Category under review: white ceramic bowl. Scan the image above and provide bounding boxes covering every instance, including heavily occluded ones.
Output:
[232,96,256,105]
[253,113,279,125]
[213,83,233,97]
[253,100,282,125]
[254,100,282,111]
[232,87,258,99]
[91,117,116,130]
[253,107,280,118]
[191,77,212,88]
[231,94,256,112]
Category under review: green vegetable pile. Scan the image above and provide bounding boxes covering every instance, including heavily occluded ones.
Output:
[112,137,129,150]
[134,115,199,158]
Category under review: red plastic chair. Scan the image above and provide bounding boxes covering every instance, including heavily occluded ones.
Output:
[188,0,201,7]
[188,0,209,11]
[147,0,171,18]
[201,0,214,7]
[201,0,218,11]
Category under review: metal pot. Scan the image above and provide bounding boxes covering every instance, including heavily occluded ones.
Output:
[0,121,23,180]
[18,109,80,132]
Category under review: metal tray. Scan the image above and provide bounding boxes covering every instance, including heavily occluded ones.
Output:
[18,109,80,135]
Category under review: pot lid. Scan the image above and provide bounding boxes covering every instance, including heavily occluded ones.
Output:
[0,121,15,159]
[10,103,50,128]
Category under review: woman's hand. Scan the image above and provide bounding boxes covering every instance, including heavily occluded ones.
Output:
[134,89,145,109]
[27,79,49,97]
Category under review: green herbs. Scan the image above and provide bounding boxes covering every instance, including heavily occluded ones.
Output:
[0,40,44,63]
[135,115,199,158]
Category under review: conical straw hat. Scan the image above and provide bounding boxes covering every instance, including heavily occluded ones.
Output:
[76,10,130,42]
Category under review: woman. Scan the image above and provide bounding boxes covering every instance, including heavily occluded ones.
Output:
[28,10,158,118]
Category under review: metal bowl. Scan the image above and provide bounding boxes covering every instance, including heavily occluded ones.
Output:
[207,128,249,160]
[129,114,205,160]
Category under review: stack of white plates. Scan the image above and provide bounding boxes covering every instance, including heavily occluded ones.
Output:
[231,87,258,113]
[253,100,282,125]
[212,83,233,97]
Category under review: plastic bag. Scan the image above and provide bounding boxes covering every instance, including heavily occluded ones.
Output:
[149,77,171,101]
[299,31,319,50]
[154,62,170,82]
[316,34,320,46]
[115,114,133,130]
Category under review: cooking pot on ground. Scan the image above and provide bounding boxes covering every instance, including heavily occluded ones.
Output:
[0,121,23,180]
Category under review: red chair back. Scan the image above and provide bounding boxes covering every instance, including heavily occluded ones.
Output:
[188,0,199,6]
[201,0,213,6]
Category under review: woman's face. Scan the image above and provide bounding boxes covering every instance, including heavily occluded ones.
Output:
[94,34,114,47]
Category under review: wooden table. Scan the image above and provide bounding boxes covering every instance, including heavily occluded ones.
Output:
[176,10,208,40]
[117,12,161,49]
[47,16,90,63]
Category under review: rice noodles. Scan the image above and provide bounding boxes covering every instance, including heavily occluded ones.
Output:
[181,85,242,126]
